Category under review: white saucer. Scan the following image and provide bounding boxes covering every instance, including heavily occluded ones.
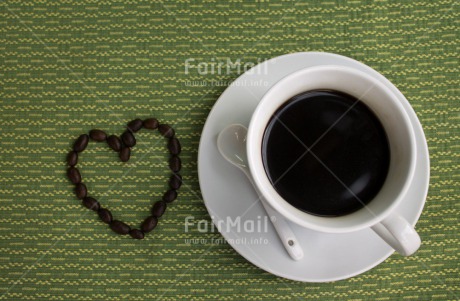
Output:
[197,52,429,282]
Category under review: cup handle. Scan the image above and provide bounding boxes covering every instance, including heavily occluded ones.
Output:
[370,214,421,256]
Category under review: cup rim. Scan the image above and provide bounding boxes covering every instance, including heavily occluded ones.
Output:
[246,65,417,233]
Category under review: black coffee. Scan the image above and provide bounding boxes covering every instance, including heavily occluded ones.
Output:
[262,90,390,216]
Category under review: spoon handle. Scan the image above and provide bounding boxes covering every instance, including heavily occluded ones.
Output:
[217,124,303,261]
[259,195,304,261]
[243,170,304,261]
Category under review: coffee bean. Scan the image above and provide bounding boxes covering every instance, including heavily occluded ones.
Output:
[169,155,181,172]
[158,124,175,138]
[107,135,122,152]
[169,173,182,190]
[121,131,136,147]
[127,119,143,133]
[143,118,159,130]
[67,151,78,167]
[89,129,107,142]
[67,167,81,184]
[152,201,167,217]
[168,138,181,155]
[73,134,89,152]
[98,208,113,224]
[141,216,158,233]
[162,189,177,203]
[129,229,145,239]
[119,146,131,162]
[82,197,100,211]
[110,220,131,235]
[75,183,87,199]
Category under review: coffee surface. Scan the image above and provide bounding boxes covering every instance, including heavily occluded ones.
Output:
[262,90,390,216]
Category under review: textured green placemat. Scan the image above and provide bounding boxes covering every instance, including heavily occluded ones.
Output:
[0,0,458,300]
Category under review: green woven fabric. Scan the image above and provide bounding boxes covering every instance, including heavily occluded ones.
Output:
[0,0,458,300]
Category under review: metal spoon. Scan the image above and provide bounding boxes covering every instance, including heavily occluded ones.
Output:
[217,124,304,261]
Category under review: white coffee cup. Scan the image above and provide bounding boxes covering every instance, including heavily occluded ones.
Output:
[247,65,421,256]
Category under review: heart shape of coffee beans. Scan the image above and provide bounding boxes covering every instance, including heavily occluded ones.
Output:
[66,118,182,239]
